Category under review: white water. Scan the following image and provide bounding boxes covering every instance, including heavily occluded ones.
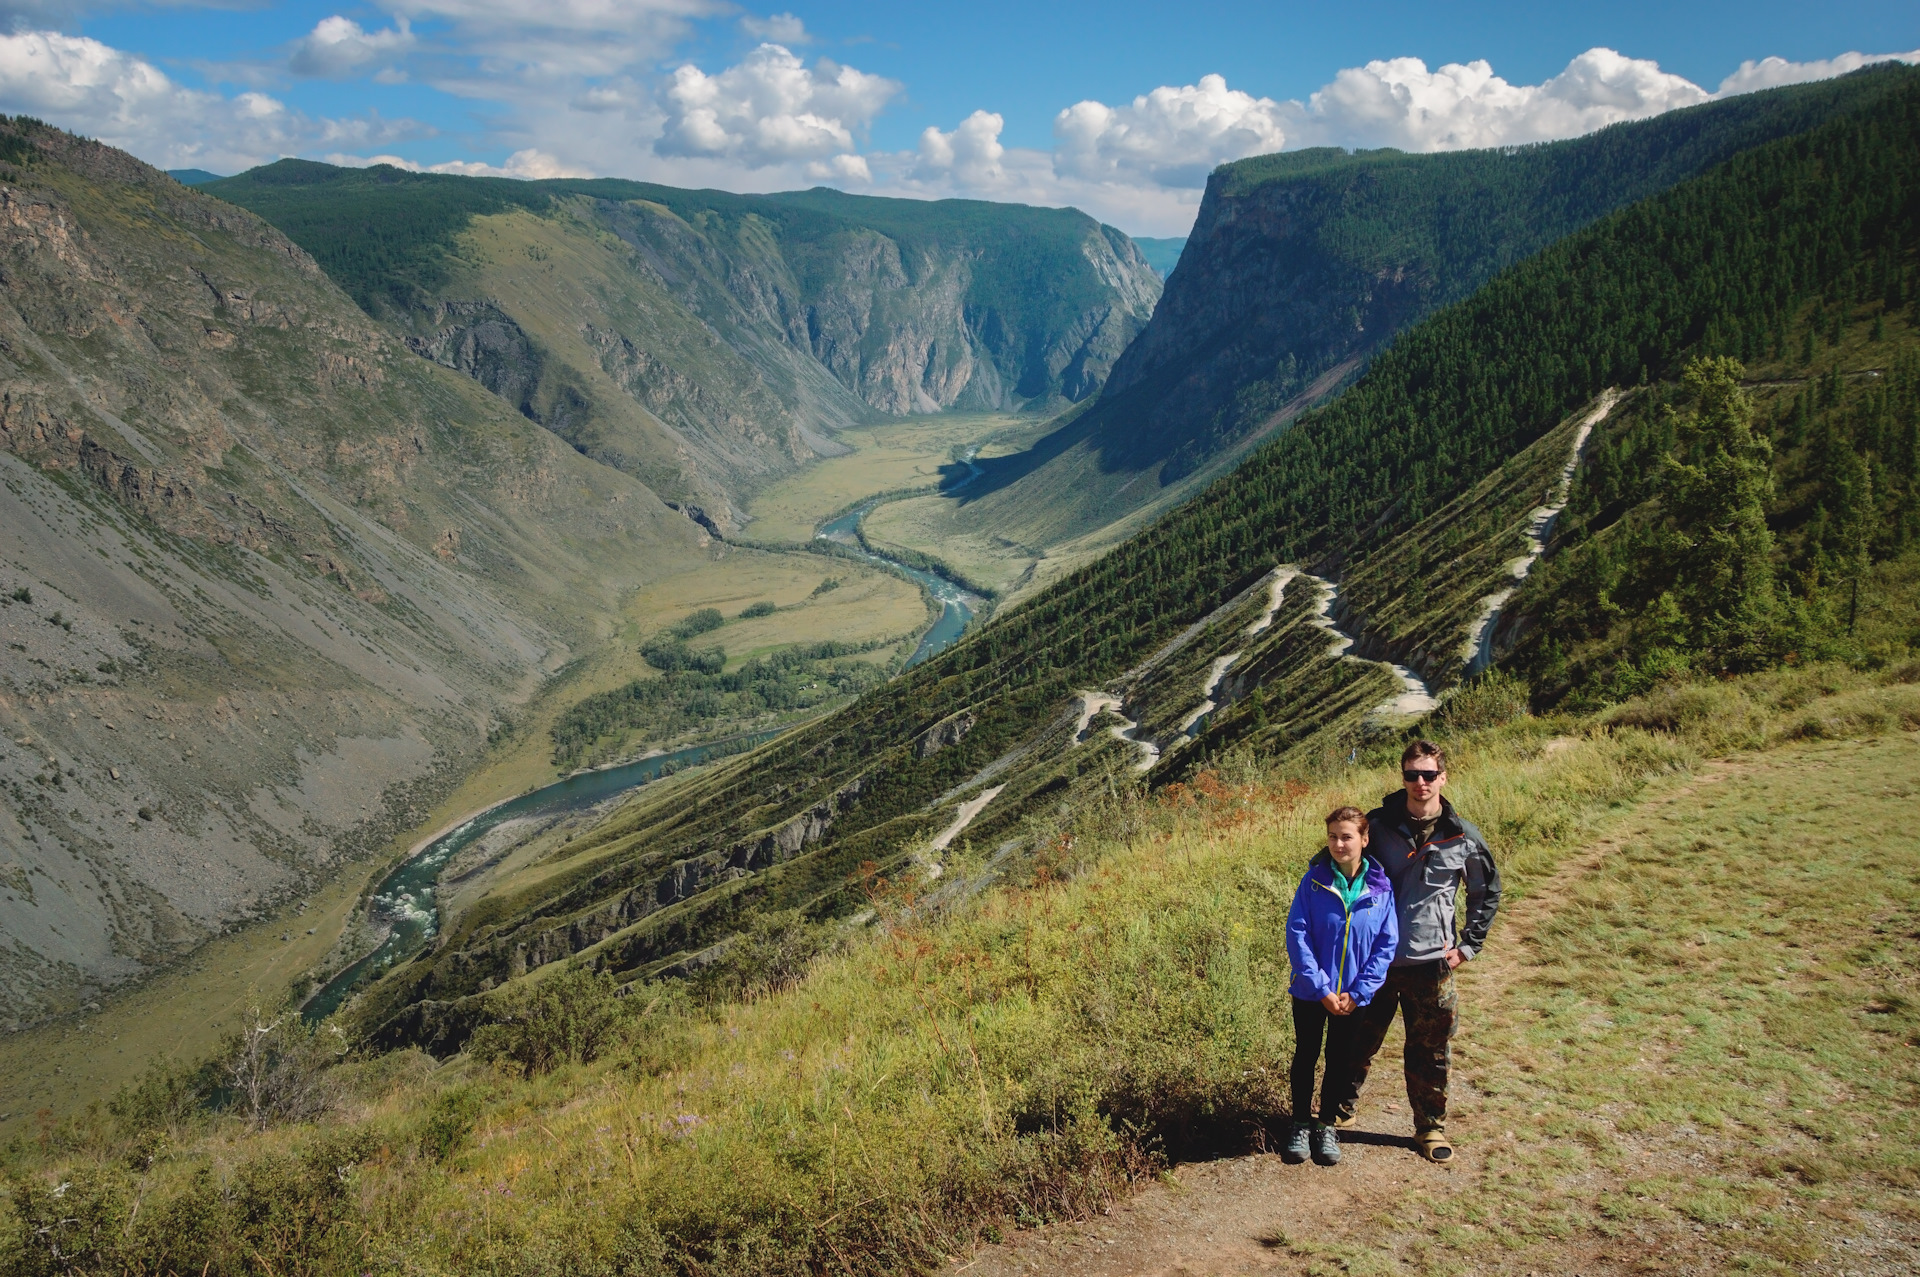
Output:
[1463,390,1620,676]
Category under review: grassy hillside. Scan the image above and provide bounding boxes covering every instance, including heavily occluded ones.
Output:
[917,64,1920,558]
[6,665,1916,1273]
[199,165,1163,525]
[320,64,1920,1053]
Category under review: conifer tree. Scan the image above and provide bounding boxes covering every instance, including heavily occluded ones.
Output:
[1658,357,1782,668]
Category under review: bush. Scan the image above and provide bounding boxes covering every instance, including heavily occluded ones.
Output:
[1,1165,131,1276]
[1438,669,1532,732]
[639,637,725,674]
[107,1058,212,1136]
[222,1008,349,1130]
[739,600,777,618]
[416,1086,484,1164]
[670,608,725,639]
[692,910,843,1003]
[467,967,629,1078]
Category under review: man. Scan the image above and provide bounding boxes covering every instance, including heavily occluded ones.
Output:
[1333,739,1500,1163]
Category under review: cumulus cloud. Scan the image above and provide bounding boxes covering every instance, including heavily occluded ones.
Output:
[655,42,897,167]
[1300,46,1710,151]
[0,29,419,172]
[1716,48,1920,96]
[290,16,416,79]
[914,109,1005,185]
[739,12,809,44]
[1054,75,1289,188]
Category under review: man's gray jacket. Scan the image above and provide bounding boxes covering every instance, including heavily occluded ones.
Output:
[1365,790,1502,964]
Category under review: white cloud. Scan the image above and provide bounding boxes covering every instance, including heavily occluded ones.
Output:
[914,109,1005,185]
[0,29,418,172]
[1300,48,1709,150]
[655,42,898,167]
[324,147,590,178]
[290,16,415,79]
[1053,75,1289,188]
[392,0,718,87]
[1716,48,1920,96]
[740,12,809,45]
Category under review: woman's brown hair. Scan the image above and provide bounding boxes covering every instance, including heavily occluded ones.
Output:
[1325,805,1369,835]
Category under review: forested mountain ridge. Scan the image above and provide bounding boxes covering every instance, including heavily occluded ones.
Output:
[923,65,1920,558]
[0,119,708,1029]
[202,165,1163,530]
[349,66,1920,1054]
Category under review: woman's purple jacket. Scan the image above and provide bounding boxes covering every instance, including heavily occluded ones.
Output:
[1286,850,1399,1006]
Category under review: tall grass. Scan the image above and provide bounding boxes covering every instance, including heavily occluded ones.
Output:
[5,664,1917,1275]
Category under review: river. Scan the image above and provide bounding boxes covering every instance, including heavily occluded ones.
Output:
[815,503,982,667]
[306,490,982,1020]
[301,731,779,1021]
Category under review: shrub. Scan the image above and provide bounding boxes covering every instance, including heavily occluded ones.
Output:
[107,1058,212,1136]
[1438,669,1532,732]
[670,608,725,639]
[739,600,777,618]
[467,967,629,1078]
[416,1086,484,1164]
[639,637,725,674]
[1,1165,131,1277]
[222,1008,349,1130]
[692,909,843,1003]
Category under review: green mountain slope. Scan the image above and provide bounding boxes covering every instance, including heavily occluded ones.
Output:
[0,119,707,1029]
[921,66,1920,560]
[350,67,1920,1052]
[201,165,1163,528]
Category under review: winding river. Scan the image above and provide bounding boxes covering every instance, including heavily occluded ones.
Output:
[306,475,991,1021]
[301,731,778,1021]
[815,504,982,668]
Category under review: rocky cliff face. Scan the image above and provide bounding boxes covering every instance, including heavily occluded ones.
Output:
[205,170,1164,531]
[0,122,703,1029]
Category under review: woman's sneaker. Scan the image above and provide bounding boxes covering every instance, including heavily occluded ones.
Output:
[1310,1123,1341,1166]
[1281,1122,1312,1164]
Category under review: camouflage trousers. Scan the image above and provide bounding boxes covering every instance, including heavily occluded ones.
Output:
[1331,960,1459,1134]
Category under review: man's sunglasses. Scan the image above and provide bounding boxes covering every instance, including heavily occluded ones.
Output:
[1402,768,1442,783]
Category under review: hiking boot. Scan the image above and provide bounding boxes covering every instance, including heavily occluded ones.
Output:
[1310,1123,1341,1167]
[1281,1122,1311,1165]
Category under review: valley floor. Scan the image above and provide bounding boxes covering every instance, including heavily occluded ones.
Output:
[968,734,1920,1276]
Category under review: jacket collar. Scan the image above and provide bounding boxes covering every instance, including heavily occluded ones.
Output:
[1307,849,1391,900]
[1379,789,1463,846]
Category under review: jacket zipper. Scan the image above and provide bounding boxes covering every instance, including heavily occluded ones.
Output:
[1313,876,1361,995]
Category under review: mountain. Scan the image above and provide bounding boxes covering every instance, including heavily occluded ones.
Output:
[164,169,224,186]
[350,65,1920,1053]
[1132,236,1187,279]
[918,67,1920,559]
[201,165,1164,530]
[0,119,710,1029]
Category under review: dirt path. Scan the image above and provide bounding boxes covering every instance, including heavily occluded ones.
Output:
[960,762,1741,1277]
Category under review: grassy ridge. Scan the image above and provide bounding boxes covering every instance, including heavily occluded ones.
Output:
[7,664,1917,1274]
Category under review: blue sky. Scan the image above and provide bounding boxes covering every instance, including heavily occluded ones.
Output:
[3,0,1916,232]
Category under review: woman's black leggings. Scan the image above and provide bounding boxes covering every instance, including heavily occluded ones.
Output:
[1290,996,1362,1124]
